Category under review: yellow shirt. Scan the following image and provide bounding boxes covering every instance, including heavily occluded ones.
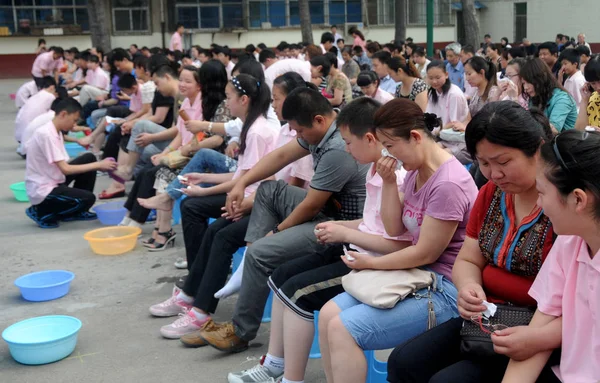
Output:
[587,92,600,127]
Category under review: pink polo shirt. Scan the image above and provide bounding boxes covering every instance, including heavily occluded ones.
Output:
[274,123,314,185]
[232,115,278,197]
[14,89,56,142]
[176,92,203,146]
[85,67,110,91]
[354,164,411,255]
[25,121,69,205]
[15,80,38,108]
[31,51,61,77]
[529,235,600,383]
[169,32,182,51]
[371,89,394,105]
[426,84,469,126]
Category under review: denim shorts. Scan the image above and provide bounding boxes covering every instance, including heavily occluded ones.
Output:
[332,272,459,350]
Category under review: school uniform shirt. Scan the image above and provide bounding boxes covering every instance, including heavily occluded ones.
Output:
[416,59,431,80]
[370,88,394,104]
[25,121,69,205]
[232,115,278,197]
[275,123,314,185]
[169,32,182,51]
[31,51,61,77]
[225,61,235,80]
[265,59,312,91]
[176,92,203,146]
[446,61,465,92]
[21,110,55,155]
[84,67,110,91]
[226,104,280,144]
[15,80,38,109]
[14,89,56,142]
[529,235,600,383]
[564,71,586,112]
[426,84,469,126]
[129,80,156,113]
[378,74,398,95]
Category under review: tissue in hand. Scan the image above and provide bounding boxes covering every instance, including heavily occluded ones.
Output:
[482,300,497,318]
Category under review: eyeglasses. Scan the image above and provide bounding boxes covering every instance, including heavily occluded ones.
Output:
[552,132,589,174]
[470,315,509,334]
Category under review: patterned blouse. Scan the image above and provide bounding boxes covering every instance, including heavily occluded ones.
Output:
[395,78,428,101]
[326,72,353,108]
[587,91,600,127]
[469,85,501,116]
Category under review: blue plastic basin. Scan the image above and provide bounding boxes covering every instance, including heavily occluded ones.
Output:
[64,142,86,158]
[92,201,127,225]
[2,315,82,365]
[15,270,75,302]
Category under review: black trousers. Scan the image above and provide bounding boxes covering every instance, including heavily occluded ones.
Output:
[100,106,132,160]
[32,75,44,89]
[182,215,250,313]
[123,165,161,223]
[34,153,97,223]
[180,195,228,270]
[268,245,348,321]
[387,317,562,383]
[82,100,99,120]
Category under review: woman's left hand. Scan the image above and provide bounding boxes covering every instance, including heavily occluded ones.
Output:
[179,145,193,157]
[450,121,466,132]
[181,184,206,197]
[184,120,208,133]
[491,326,541,361]
[341,251,374,270]
[315,221,349,243]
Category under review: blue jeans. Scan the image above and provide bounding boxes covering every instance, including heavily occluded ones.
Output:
[332,272,459,350]
[166,149,238,200]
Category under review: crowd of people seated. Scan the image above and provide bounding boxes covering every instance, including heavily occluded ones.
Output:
[12,25,600,382]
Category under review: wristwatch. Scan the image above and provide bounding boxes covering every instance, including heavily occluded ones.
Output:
[208,122,214,133]
[272,224,281,234]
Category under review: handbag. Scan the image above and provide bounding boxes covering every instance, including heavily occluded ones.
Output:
[460,304,535,357]
[159,150,190,169]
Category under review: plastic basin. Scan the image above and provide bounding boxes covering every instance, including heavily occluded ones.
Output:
[10,181,28,202]
[69,131,85,139]
[15,270,74,302]
[83,226,142,255]
[2,315,82,365]
[64,142,85,158]
[92,201,127,225]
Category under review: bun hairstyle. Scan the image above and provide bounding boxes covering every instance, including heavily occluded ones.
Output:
[356,70,379,87]
[426,60,451,105]
[272,71,317,95]
[465,100,553,159]
[388,56,421,79]
[310,55,332,77]
[465,56,497,101]
[373,98,440,139]
[540,130,600,219]
[230,73,271,155]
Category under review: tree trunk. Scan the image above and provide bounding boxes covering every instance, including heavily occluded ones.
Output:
[461,0,480,49]
[298,0,313,44]
[87,0,111,52]
[394,0,406,43]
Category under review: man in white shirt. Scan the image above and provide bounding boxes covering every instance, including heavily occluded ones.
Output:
[370,50,399,95]
[215,46,235,79]
[77,54,110,105]
[259,49,312,91]
[15,77,56,144]
[577,33,592,54]
[15,80,38,109]
[560,49,586,112]
[331,25,343,46]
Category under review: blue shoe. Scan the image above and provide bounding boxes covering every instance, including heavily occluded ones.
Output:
[146,209,157,222]
[26,206,59,229]
[62,211,98,222]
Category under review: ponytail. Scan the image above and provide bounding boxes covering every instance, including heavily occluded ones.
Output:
[465,56,497,101]
[231,74,271,154]
[389,56,421,79]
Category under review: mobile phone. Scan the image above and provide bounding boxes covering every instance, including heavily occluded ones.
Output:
[174,188,186,192]
[177,175,188,182]
[343,247,356,262]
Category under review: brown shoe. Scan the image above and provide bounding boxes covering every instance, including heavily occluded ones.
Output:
[200,321,248,353]
[180,319,221,348]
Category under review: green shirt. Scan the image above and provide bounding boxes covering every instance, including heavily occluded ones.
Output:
[536,88,578,131]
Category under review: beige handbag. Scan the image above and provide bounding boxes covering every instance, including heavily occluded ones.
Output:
[159,150,190,169]
[342,268,437,309]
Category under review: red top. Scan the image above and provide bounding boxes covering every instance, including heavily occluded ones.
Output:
[466,182,554,306]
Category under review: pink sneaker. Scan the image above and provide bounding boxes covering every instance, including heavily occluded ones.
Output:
[160,310,211,339]
[149,287,192,317]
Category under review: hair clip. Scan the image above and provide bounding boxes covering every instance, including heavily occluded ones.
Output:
[231,76,247,94]
[256,81,261,88]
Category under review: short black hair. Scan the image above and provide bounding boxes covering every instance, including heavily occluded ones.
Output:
[41,76,57,89]
[51,46,64,55]
[559,49,581,66]
[310,55,331,76]
[117,73,137,89]
[111,48,131,62]
[337,97,382,137]
[154,64,177,79]
[556,33,564,40]
[134,55,149,70]
[282,88,333,127]
[538,41,559,56]
[258,49,277,64]
[508,46,526,59]
[576,45,591,57]
[257,43,267,50]
[176,23,184,29]
[461,44,475,55]
[331,24,337,29]
[484,34,491,38]
[245,44,256,53]
[130,44,138,49]
[321,32,335,44]
[372,50,392,66]
[54,98,83,115]
[38,38,46,45]
[88,54,100,64]
[214,45,231,58]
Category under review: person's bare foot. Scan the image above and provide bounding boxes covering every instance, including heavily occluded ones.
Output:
[110,166,133,183]
[78,135,93,147]
[104,181,125,194]
[138,194,173,211]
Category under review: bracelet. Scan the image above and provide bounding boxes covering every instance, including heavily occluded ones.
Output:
[208,122,214,133]
[167,146,175,152]
[272,224,281,234]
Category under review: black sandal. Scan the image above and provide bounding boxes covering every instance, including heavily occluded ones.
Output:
[147,229,177,252]
[142,227,159,248]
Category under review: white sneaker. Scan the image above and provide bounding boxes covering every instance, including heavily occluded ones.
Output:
[227,358,283,383]
[174,257,187,269]
[149,287,192,317]
[159,309,209,339]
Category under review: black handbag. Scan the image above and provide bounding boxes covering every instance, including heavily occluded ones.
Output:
[460,304,535,357]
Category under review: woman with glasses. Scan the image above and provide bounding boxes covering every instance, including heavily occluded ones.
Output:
[503,130,600,382]
[499,58,528,109]
[387,101,561,383]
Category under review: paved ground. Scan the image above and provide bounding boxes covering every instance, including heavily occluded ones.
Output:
[0,79,327,383]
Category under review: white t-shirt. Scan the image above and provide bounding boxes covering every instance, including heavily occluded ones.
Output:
[22,111,55,155]
[564,71,586,112]
[226,105,280,144]
[15,80,38,109]
[14,89,56,142]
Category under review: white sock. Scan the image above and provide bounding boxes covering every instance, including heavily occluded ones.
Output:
[282,379,303,383]
[190,309,208,321]
[214,251,246,299]
[176,291,194,303]
[119,216,132,226]
[263,353,284,376]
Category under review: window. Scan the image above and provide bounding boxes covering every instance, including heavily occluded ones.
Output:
[176,0,243,30]
[245,0,359,29]
[514,2,527,43]
[329,0,361,25]
[0,0,88,35]
[407,0,451,25]
[112,0,149,33]
[367,0,394,26]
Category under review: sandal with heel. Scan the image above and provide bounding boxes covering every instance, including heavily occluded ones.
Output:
[147,229,177,252]
[142,227,159,248]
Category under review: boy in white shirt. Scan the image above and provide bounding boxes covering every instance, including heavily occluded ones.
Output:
[15,76,56,145]
[25,99,117,229]
[560,49,586,112]
[77,54,110,105]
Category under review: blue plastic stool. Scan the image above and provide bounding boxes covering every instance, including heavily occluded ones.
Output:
[364,350,388,383]
[172,196,185,225]
[262,291,273,323]
[309,310,321,359]
[232,247,245,274]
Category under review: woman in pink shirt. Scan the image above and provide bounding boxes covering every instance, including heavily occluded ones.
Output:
[147,73,278,339]
[357,70,394,105]
[503,129,600,383]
